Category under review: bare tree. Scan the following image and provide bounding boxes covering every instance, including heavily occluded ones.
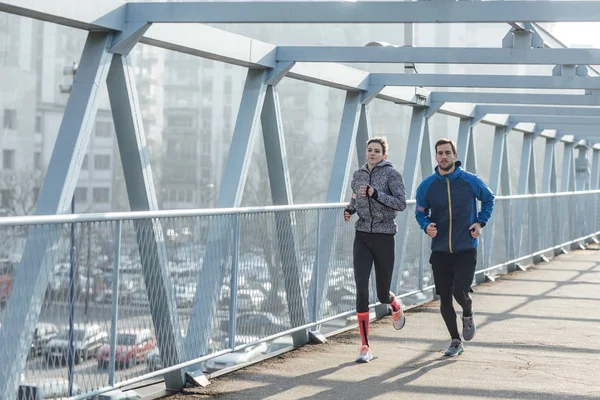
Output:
[0,170,44,216]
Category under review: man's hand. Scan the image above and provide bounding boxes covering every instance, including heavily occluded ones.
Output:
[359,185,375,198]
[469,222,482,238]
[426,223,437,238]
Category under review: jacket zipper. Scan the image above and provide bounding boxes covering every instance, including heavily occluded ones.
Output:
[368,171,373,233]
[446,177,453,254]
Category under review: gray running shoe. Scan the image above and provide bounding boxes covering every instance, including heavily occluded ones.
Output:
[444,339,464,357]
[462,313,476,341]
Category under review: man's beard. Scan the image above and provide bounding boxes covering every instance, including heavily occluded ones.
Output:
[439,162,455,172]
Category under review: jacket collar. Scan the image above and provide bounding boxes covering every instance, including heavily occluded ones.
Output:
[434,160,463,182]
[360,159,393,173]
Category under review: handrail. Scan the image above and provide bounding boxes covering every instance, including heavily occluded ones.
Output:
[0,190,599,227]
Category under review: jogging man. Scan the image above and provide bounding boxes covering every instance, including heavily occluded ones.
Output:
[415,138,495,357]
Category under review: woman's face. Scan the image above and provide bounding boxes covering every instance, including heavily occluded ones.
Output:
[366,142,385,166]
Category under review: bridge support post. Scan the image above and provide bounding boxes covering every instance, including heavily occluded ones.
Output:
[0,32,114,399]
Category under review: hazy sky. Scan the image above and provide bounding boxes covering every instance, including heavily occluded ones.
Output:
[553,22,599,47]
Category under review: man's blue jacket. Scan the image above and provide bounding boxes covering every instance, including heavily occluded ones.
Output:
[415,162,495,254]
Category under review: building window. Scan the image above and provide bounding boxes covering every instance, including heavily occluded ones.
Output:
[3,149,15,170]
[35,115,43,133]
[82,155,88,170]
[95,121,112,137]
[93,187,110,203]
[94,155,110,170]
[167,115,195,129]
[34,152,42,170]
[74,187,87,202]
[3,109,16,129]
[1,189,12,208]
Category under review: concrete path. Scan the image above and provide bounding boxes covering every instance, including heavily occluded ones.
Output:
[170,245,600,400]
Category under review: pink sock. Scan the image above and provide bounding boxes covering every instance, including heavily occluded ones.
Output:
[390,298,401,313]
[357,312,370,346]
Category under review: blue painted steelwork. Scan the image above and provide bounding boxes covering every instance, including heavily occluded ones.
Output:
[185,69,268,360]
[0,31,115,399]
[308,91,362,323]
[124,1,600,23]
[370,74,600,90]
[275,47,600,65]
[107,54,185,388]
[431,92,600,106]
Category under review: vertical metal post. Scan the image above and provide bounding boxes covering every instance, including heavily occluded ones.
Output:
[312,209,320,329]
[228,215,240,350]
[108,220,122,387]
[392,107,426,292]
[67,198,76,396]
[482,126,506,276]
[456,118,472,163]
[356,104,370,163]
[591,149,600,190]
[418,230,425,291]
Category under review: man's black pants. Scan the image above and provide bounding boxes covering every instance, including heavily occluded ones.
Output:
[430,248,477,340]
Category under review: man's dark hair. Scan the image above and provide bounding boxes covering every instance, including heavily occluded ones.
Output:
[434,138,457,155]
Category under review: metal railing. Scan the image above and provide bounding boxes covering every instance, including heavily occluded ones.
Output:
[0,191,599,399]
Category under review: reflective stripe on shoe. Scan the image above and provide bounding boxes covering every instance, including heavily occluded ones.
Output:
[356,345,373,363]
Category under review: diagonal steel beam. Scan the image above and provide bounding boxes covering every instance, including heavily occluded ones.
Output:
[125,1,600,23]
[185,69,268,359]
[0,31,114,399]
[107,54,185,389]
[275,47,600,65]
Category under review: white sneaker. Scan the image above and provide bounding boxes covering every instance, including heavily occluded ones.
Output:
[356,345,373,363]
[391,297,406,330]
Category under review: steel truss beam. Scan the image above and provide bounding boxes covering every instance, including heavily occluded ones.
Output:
[276,47,600,65]
[508,116,600,125]
[124,2,600,24]
[0,1,590,145]
[477,105,600,117]
[430,92,600,107]
[370,74,600,90]
[533,124,600,134]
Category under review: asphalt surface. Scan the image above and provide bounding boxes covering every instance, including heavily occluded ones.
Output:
[169,244,600,400]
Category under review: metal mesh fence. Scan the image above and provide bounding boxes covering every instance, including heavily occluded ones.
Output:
[1,192,599,398]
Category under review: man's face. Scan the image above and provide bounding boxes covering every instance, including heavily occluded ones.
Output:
[436,143,457,172]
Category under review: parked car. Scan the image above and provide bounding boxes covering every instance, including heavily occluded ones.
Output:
[43,324,108,366]
[29,323,59,359]
[97,328,156,369]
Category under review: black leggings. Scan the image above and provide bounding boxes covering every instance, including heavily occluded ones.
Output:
[353,230,396,313]
[430,249,477,340]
